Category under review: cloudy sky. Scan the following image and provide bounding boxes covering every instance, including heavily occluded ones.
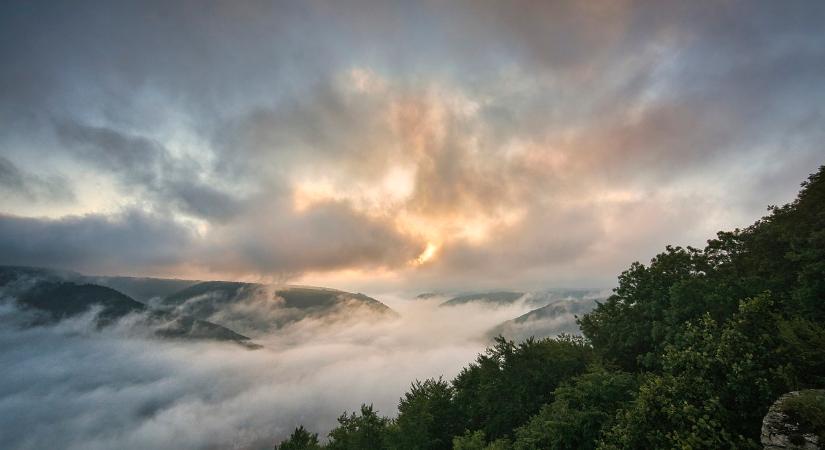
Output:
[1,0,823,292]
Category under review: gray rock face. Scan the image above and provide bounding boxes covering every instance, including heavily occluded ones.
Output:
[762,390,824,450]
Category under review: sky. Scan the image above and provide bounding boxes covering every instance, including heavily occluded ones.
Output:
[1,0,824,293]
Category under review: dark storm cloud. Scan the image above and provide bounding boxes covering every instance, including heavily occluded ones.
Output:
[0,198,420,277]
[0,209,196,273]
[0,156,74,202]
[0,1,322,125]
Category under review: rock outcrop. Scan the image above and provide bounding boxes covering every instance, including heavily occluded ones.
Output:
[762,390,824,450]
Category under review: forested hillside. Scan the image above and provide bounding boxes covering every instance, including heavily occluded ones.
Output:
[277,166,825,449]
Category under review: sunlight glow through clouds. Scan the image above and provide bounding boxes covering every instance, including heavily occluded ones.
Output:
[1,1,821,289]
[414,242,439,265]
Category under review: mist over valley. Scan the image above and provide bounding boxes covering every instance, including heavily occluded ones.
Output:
[0,265,600,449]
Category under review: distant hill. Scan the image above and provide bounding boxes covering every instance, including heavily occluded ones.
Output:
[488,297,600,342]
[0,266,257,348]
[161,281,258,316]
[0,265,201,302]
[0,265,80,286]
[439,291,525,307]
[439,289,606,309]
[1,266,396,341]
[87,275,200,302]
[159,281,395,336]
[16,281,147,325]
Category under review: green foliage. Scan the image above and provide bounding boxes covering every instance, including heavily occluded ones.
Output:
[17,281,147,325]
[598,294,793,449]
[781,390,825,444]
[512,368,637,450]
[453,430,487,450]
[452,335,593,440]
[326,404,389,450]
[276,426,321,450]
[452,430,511,450]
[388,378,461,450]
[597,373,756,450]
[777,318,825,387]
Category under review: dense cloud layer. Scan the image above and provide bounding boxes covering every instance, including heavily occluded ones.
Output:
[1,1,823,289]
[0,210,196,274]
[0,293,553,449]
[0,156,73,202]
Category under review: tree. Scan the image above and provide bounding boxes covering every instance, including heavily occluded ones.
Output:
[453,430,488,450]
[777,317,825,387]
[326,404,389,450]
[453,430,511,450]
[388,378,462,450]
[578,246,713,372]
[452,335,593,440]
[598,294,793,449]
[513,368,637,450]
[276,426,321,450]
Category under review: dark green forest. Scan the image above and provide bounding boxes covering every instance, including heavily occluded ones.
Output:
[276,167,825,450]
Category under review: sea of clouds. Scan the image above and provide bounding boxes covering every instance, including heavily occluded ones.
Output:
[0,294,573,450]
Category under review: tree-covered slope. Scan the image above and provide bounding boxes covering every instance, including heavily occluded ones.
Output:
[16,281,147,324]
[0,268,256,347]
[440,289,604,312]
[488,297,599,342]
[439,292,526,307]
[88,275,200,302]
[160,281,395,336]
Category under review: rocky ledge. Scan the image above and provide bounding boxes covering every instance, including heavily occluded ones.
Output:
[762,390,825,450]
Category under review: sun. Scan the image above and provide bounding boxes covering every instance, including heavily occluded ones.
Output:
[414,242,439,265]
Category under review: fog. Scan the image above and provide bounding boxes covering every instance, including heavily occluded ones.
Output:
[0,293,570,449]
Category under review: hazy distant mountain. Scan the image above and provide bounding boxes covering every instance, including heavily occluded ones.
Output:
[0,265,201,303]
[439,291,525,307]
[87,276,200,303]
[488,297,601,342]
[1,266,396,343]
[159,281,396,336]
[15,281,147,325]
[0,265,81,286]
[439,289,606,309]
[436,289,606,342]
[161,281,258,315]
[0,266,257,347]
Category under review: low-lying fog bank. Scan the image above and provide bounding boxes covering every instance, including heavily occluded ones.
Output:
[0,288,600,449]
